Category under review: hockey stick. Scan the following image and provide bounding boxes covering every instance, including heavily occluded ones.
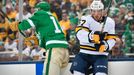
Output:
[0,9,12,22]
[101,0,112,32]
[0,9,28,37]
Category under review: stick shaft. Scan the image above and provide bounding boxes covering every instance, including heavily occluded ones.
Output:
[101,0,112,32]
[0,9,11,22]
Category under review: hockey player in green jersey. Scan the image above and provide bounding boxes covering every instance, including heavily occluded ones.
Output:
[10,1,69,75]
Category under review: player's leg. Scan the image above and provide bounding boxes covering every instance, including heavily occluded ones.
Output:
[93,55,108,75]
[44,62,60,75]
[43,48,69,75]
[43,48,60,75]
[70,53,89,75]
[61,48,69,68]
[95,72,107,75]
[74,70,85,75]
[85,67,93,75]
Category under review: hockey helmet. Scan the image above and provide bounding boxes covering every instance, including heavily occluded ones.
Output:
[90,0,104,10]
[35,1,50,11]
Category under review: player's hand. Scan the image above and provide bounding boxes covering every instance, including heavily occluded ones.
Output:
[95,41,109,53]
[89,31,101,44]
[89,31,107,44]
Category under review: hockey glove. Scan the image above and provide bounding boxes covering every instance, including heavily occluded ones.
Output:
[89,31,108,44]
[89,31,101,44]
[100,32,108,41]
[95,41,109,53]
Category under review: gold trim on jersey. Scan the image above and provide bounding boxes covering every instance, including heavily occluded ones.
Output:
[80,45,108,52]
[105,34,117,40]
[75,26,90,32]
[80,45,96,51]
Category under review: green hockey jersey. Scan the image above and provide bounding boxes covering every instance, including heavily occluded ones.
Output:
[18,10,68,49]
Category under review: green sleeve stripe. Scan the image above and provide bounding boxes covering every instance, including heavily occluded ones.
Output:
[46,40,68,46]
[45,48,52,75]
[27,19,35,28]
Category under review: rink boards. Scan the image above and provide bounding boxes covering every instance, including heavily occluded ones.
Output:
[0,58,134,75]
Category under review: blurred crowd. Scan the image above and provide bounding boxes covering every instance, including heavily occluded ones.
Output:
[0,0,134,61]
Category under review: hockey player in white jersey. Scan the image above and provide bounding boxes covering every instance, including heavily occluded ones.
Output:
[70,0,117,75]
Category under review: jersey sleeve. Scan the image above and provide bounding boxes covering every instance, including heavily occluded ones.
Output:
[78,16,90,28]
[106,18,116,50]
[107,18,115,34]
[18,13,38,37]
[18,20,32,30]
[76,16,91,44]
[18,12,38,30]
[76,29,90,44]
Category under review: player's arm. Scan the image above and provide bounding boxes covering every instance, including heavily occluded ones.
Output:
[76,16,101,44]
[10,14,37,37]
[18,19,34,37]
[105,18,117,50]
[96,18,117,52]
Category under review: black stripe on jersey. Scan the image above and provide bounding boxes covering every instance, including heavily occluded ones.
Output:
[80,45,108,52]
[107,34,116,36]
[88,33,91,43]
[75,26,91,39]
[80,45,96,50]
[76,26,91,32]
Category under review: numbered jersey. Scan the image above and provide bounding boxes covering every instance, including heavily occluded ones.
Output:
[76,15,116,55]
[18,10,68,49]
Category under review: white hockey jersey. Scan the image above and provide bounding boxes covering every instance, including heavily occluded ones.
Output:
[76,15,116,56]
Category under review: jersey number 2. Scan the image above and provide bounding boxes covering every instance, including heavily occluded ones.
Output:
[50,16,61,33]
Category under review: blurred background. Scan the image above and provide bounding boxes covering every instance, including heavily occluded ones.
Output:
[0,0,134,62]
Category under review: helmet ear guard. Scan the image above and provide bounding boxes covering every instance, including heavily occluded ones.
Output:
[90,0,104,10]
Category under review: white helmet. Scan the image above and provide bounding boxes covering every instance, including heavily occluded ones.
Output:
[90,0,104,10]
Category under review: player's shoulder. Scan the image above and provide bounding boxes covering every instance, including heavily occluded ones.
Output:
[34,10,46,14]
[107,17,115,23]
[81,15,92,20]
[34,10,52,16]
